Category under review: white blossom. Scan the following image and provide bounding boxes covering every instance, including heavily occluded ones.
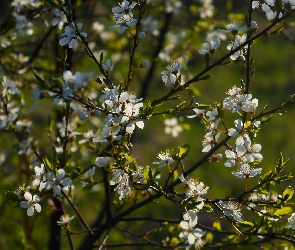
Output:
[57,214,75,226]
[219,22,247,34]
[45,169,72,196]
[219,201,243,222]
[231,164,262,178]
[286,213,295,229]
[59,23,87,48]
[164,117,183,137]
[198,37,220,54]
[161,61,186,87]
[153,150,175,168]
[20,192,41,216]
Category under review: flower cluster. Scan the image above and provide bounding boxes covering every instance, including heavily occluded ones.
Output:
[252,0,282,21]
[161,61,186,87]
[179,175,209,210]
[179,211,206,249]
[109,1,137,34]
[223,86,258,113]
[59,23,87,48]
[188,107,221,153]
[219,201,243,222]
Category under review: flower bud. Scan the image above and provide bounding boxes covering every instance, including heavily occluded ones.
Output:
[95,77,103,84]
[140,60,149,68]
[94,110,101,116]
[79,112,87,121]
[138,32,145,39]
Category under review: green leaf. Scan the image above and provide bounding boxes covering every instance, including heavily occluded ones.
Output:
[173,171,178,181]
[257,188,269,195]
[178,144,190,159]
[274,0,282,11]
[177,101,186,109]
[283,186,294,201]
[268,26,284,36]
[261,115,274,124]
[274,207,292,216]
[250,67,255,78]
[195,104,211,109]
[32,71,46,88]
[103,78,113,88]
[203,204,213,212]
[216,104,225,119]
[187,97,195,108]
[213,221,222,231]
[83,181,98,191]
[45,0,59,7]
[221,60,232,65]
[246,27,256,39]
[141,100,154,118]
[44,157,54,171]
[189,86,201,97]
[261,170,273,182]
[276,153,289,173]
[5,191,19,202]
[239,221,254,228]
[244,14,249,25]
[168,95,181,100]
[199,74,212,80]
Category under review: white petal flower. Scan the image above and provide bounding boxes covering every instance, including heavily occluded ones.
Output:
[198,37,220,54]
[219,201,243,222]
[57,214,75,226]
[20,192,41,216]
[219,22,247,34]
[232,164,262,178]
[153,150,174,168]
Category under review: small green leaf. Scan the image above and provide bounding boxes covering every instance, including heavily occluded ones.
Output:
[261,115,274,124]
[45,0,59,7]
[187,97,195,108]
[168,95,181,100]
[203,204,213,212]
[83,182,98,191]
[261,170,273,182]
[195,104,211,109]
[283,186,294,201]
[276,153,289,173]
[103,78,113,88]
[177,101,186,109]
[274,207,292,216]
[199,74,212,80]
[274,0,282,11]
[239,221,254,228]
[5,191,20,202]
[178,144,190,159]
[213,221,222,231]
[268,26,284,36]
[32,71,46,88]
[250,67,255,78]
[189,86,201,97]
[247,27,256,39]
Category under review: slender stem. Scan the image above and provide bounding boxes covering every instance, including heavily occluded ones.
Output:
[62,190,94,235]
[125,1,147,90]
